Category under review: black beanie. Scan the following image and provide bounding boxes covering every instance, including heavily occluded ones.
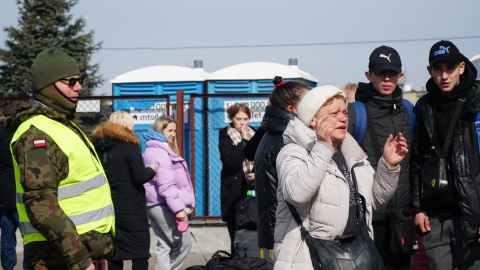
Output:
[31,48,80,92]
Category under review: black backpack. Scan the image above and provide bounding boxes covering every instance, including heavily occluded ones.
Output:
[235,196,257,230]
[205,250,273,270]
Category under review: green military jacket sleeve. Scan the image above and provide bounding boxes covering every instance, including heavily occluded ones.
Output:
[12,125,92,269]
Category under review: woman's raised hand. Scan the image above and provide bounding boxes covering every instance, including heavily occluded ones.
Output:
[241,127,250,140]
[382,133,408,168]
[315,115,335,147]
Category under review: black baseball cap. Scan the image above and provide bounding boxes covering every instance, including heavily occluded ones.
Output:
[429,40,463,66]
[368,46,402,75]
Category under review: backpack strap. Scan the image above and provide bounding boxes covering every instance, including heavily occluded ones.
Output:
[413,95,426,128]
[352,101,367,145]
[475,112,480,157]
[354,99,415,144]
[402,99,416,134]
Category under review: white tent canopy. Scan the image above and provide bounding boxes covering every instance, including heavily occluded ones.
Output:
[470,54,480,80]
[111,65,209,83]
[207,62,318,82]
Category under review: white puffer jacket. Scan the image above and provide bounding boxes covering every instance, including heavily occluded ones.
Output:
[273,118,400,270]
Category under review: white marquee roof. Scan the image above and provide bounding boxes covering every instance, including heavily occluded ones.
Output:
[208,62,318,82]
[471,54,480,79]
[111,65,209,83]
[470,54,480,62]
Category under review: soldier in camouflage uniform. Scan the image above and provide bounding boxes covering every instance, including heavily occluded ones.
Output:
[7,48,115,270]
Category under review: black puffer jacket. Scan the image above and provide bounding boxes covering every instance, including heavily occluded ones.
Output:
[411,57,480,243]
[347,83,413,221]
[0,122,15,211]
[92,122,156,260]
[254,106,297,249]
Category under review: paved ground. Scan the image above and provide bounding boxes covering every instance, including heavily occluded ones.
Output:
[9,221,229,269]
[122,252,212,269]
[12,251,212,269]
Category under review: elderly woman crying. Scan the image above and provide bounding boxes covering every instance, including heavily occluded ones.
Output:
[273,85,408,270]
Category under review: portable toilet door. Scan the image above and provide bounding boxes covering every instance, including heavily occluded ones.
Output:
[111,64,208,169]
[196,60,318,217]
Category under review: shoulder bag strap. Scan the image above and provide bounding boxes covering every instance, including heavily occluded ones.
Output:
[286,202,303,226]
[439,98,465,158]
[350,169,365,220]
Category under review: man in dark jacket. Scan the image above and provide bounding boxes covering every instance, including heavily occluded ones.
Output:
[412,40,480,269]
[347,45,413,269]
[0,103,26,270]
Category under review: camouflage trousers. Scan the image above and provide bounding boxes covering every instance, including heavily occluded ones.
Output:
[25,231,115,270]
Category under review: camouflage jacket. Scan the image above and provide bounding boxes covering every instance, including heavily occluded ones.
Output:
[7,100,115,270]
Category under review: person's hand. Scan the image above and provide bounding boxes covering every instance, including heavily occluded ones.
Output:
[146,165,157,172]
[382,133,408,168]
[314,115,335,147]
[176,210,188,221]
[241,127,250,140]
[246,173,255,188]
[82,263,95,270]
[414,211,431,234]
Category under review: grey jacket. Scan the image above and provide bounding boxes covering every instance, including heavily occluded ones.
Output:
[273,118,400,270]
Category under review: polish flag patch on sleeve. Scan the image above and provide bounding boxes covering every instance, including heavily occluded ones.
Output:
[33,139,46,148]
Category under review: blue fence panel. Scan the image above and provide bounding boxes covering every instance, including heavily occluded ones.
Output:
[190,95,269,217]
[113,81,204,165]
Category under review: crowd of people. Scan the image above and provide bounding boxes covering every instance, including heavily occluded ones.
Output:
[0,39,479,270]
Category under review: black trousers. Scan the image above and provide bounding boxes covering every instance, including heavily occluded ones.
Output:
[108,258,148,270]
[373,221,411,270]
[226,217,236,254]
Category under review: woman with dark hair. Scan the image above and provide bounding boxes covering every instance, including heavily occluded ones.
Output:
[254,76,309,250]
[219,103,256,251]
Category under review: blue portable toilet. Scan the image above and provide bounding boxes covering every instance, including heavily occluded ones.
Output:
[111,62,209,167]
[197,59,318,217]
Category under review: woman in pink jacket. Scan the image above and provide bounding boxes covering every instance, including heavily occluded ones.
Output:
[143,116,195,270]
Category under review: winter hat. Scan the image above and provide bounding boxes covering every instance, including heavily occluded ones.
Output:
[368,45,402,75]
[429,40,463,66]
[297,85,346,126]
[31,48,80,92]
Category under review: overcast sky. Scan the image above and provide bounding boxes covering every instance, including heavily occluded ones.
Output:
[1,0,480,96]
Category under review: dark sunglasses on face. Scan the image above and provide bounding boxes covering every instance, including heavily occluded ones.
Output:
[59,77,85,86]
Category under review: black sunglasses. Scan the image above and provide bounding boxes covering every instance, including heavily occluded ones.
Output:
[59,77,85,86]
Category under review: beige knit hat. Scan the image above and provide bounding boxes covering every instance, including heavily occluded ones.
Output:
[297,85,346,126]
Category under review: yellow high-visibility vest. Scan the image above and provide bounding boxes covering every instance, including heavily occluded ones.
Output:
[10,115,115,245]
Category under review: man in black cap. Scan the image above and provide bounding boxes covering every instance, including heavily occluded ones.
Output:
[347,45,415,269]
[7,48,115,270]
[411,40,480,268]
